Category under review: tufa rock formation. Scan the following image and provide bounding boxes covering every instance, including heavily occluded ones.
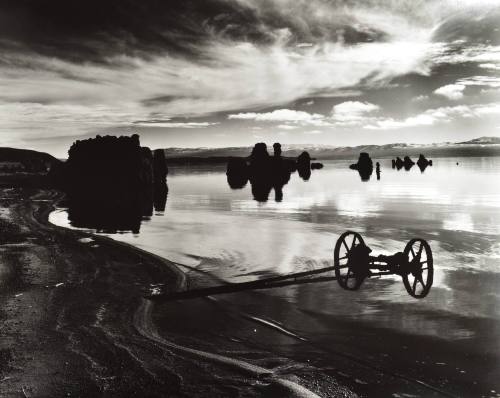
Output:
[226,158,249,189]
[416,154,433,172]
[60,134,168,233]
[350,152,373,181]
[393,155,422,171]
[226,142,317,202]
[297,151,312,181]
[403,155,415,170]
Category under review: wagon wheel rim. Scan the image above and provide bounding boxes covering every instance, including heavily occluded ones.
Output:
[334,231,365,290]
[402,239,433,298]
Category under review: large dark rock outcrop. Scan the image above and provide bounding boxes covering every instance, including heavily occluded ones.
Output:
[297,151,312,181]
[59,134,168,233]
[350,152,373,181]
[403,155,415,170]
[226,142,303,202]
[248,143,292,201]
[417,154,433,172]
[226,158,249,189]
[393,155,416,171]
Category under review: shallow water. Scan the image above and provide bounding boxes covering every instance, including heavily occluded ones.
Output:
[50,157,500,358]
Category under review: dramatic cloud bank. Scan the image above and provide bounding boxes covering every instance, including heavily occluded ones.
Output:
[0,0,498,154]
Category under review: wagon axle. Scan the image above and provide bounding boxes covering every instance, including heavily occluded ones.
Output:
[333,231,434,298]
[147,231,434,302]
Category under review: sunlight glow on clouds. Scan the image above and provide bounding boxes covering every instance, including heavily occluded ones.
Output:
[229,101,382,128]
[132,121,218,128]
[0,0,444,149]
[434,84,466,100]
[0,0,499,153]
[228,109,324,123]
[456,76,500,88]
[365,103,500,130]
[331,101,380,125]
[435,45,500,65]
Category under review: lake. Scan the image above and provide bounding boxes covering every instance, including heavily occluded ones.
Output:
[50,156,500,396]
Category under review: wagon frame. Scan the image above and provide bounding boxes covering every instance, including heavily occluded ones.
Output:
[148,231,434,302]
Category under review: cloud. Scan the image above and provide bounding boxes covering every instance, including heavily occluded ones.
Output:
[229,101,381,129]
[277,124,299,130]
[365,103,500,130]
[433,84,466,100]
[332,101,379,118]
[0,0,450,147]
[228,109,324,123]
[0,101,141,145]
[303,130,323,135]
[435,44,500,66]
[456,76,500,88]
[0,0,498,152]
[330,101,380,126]
[0,34,436,144]
[479,63,500,71]
[474,103,500,116]
[412,95,429,102]
[132,120,217,128]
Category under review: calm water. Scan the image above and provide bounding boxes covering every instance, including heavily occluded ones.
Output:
[50,157,500,342]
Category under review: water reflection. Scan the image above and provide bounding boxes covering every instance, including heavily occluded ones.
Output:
[51,156,500,367]
[226,143,318,202]
[392,154,433,172]
[154,180,169,212]
[349,152,373,181]
[66,180,168,233]
[417,154,433,173]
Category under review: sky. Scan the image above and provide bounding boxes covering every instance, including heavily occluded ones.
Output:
[0,0,499,158]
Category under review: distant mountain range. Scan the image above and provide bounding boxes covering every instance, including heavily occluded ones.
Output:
[456,136,500,145]
[163,136,500,163]
[1,136,499,168]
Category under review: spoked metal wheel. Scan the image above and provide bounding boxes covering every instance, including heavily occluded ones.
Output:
[334,231,365,290]
[402,239,434,298]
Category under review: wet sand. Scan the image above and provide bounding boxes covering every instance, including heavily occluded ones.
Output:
[0,187,356,397]
[1,185,496,397]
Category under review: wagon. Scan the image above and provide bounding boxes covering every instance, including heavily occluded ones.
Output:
[334,231,433,298]
[148,231,434,301]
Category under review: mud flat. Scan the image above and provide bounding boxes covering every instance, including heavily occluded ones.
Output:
[0,186,358,397]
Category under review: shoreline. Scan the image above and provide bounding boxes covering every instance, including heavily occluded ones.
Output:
[2,185,497,397]
[0,187,190,396]
[0,187,357,397]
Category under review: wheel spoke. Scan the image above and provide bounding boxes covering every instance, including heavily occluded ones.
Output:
[416,243,423,260]
[338,255,348,260]
[350,235,357,250]
[342,268,350,282]
[412,276,418,292]
[415,272,425,288]
[342,239,349,252]
[410,246,416,258]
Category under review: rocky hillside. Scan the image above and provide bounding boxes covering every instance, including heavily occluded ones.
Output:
[0,147,61,172]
